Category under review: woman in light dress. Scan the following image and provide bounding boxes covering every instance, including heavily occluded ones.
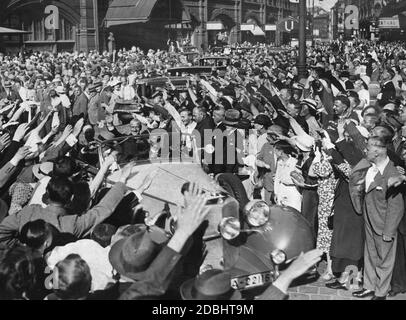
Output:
[273,141,302,212]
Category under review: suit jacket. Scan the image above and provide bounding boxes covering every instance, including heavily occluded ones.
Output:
[88,93,103,125]
[257,142,277,192]
[349,158,404,238]
[0,89,20,102]
[72,93,89,117]
[195,116,215,143]
[209,128,244,175]
[400,190,406,236]
[378,81,396,107]
[370,69,381,83]
[0,162,18,189]
[0,182,127,246]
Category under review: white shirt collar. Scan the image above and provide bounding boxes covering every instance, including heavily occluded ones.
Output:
[372,156,390,175]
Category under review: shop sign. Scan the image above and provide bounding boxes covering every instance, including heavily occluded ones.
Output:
[44,5,59,30]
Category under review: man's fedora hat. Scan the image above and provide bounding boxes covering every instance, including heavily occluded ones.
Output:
[108,224,171,280]
[180,269,241,300]
[223,109,242,127]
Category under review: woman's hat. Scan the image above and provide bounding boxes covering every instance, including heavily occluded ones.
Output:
[180,269,241,300]
[292,135,315,152]
[32,162,54,180]
[300,98,318,111]
[110,79,122,87]
[55,86,66,94]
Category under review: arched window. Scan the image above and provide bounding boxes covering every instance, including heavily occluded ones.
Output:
[26,16,75,41]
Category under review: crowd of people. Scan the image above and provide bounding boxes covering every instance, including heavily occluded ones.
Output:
[0,38,405,300]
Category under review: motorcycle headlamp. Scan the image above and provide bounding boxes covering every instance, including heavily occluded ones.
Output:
[244,200,270,227]
[270,249,287,265]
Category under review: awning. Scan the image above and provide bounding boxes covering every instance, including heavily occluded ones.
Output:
[0,27,31,34]
[207,21,224,31]
[250,26,265,36]
[105,0,158,27]
[105,0,191,28]
[265,24,276,31]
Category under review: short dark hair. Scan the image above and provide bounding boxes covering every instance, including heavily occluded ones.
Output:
[19,220,53,250]
[53,157,78,178]
[91,224,118,248]
[368,136,388,149]
[347,91,360,105]
[46,177,74,206]
[374,125,395,146]
[274,140,298,157]
[361,105,381,118]
[334,95,351,109]
[54,254,92,300]
[0,245,44,300]
[179,108,192,116]
[66,182,91,215]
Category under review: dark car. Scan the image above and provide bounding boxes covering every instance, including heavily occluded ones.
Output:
[136,76,189,98]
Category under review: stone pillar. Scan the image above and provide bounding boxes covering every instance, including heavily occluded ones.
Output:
[195,0,208,52]
[78,0,97,52]
[230,0,242,44]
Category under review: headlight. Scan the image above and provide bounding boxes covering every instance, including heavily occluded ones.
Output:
[244,200,270,227]
[271,249,287,265]
[219,217,241,240]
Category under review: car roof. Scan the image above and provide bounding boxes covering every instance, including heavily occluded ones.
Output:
[200,56,230,60]
[137,76,189,85]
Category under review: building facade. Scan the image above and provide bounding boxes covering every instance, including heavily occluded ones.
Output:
[0,0,300,53]
[331,0,406,41]
[0,0,100,53]
[313,14,330,41]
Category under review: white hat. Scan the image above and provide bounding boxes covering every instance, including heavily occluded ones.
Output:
[301,98,318,111]
[360,75,371,87]
[32,162,54,180]
[292,135,315,152]
[109,79,122,87]
[55,86,66,94]
[383,103,396,112]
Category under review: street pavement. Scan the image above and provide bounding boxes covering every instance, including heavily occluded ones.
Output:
[289,261,406,300]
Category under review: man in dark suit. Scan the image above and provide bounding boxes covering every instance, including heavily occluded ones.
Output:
[0,80,20,102]
[350,136,404,300]
[208,109,243,175]
[369,60,381,83]
[378,68,397,108]
[193,106,215,138]
[339,71,354,91]
[389,146,406,297]
[72,85,89,118]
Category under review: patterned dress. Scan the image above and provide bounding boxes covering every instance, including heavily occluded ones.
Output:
[312,159,337,254]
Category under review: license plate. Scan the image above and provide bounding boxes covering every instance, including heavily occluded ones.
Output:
[231,272,272,290]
